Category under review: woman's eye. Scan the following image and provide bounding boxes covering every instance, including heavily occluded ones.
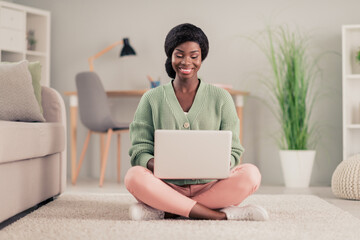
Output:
[176,55,183,58]
[191,56,198,59]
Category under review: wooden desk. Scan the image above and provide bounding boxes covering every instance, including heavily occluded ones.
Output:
[64,89,249,183]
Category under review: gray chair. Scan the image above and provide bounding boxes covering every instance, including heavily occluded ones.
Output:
[74,71,129,187]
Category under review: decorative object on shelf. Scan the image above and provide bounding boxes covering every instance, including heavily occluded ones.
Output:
[351,47,360,74]
[356,48,360,63]
[352,102,360,124]
[331,154,360,200]
[88,38,136,71]
[150,80,160,88]
[251,25,320,187]
[27,30,37,51]
[147,75,160,88]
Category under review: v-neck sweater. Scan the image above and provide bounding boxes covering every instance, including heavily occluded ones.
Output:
[128,80,244,185]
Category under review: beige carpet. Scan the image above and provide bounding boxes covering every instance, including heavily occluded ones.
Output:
[1,193,360,240]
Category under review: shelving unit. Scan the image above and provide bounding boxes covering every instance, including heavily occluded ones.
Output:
[342,25,360,160]
[0,1,50,86]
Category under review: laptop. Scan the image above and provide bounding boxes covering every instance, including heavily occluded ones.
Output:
[154,130,232,179]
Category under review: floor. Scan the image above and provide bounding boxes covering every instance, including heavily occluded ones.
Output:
[67,179,360,219]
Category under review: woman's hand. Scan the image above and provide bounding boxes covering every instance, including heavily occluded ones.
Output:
[147,158,155,173]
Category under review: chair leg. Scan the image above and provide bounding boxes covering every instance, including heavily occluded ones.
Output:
[100,134,105,168]
[117,133,121,183]
[99,133,105,181]
[99,129,113,187]
[73,130,92,185]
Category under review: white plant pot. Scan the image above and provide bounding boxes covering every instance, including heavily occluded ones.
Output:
[279,150,316,188]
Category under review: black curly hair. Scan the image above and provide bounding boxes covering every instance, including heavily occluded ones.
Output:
[164,23,209,78]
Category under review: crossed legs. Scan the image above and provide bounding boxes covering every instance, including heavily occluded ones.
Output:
[124,164,261,219]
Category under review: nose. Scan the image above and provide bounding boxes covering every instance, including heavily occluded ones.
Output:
[181,56,191,65]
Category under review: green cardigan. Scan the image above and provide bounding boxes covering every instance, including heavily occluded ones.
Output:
[129,80,244,185]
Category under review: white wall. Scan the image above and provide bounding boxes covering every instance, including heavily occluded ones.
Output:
[13,0,358,186]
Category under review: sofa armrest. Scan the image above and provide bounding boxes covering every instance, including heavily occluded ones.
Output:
[41,86,67,193]
[42,86,63,123]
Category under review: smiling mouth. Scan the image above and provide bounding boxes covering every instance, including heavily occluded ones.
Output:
[179,67,193,74]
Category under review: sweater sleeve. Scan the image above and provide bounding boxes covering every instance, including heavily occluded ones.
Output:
[220,91,244,168]
[128,93,155,168]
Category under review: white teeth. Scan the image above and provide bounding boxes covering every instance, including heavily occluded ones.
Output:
[180,68,191,73]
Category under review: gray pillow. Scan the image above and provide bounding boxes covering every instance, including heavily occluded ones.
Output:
[0,60,45,122]
[1,61,43,114]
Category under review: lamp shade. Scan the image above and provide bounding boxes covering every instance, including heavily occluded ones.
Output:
[120,38,136,56]
[88,38,136,71]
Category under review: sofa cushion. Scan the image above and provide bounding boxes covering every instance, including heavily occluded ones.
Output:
[2,61,43,114]
[0,60,45,122]
[0,120,65,164]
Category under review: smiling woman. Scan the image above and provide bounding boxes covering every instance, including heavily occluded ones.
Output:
[124,23,268,222]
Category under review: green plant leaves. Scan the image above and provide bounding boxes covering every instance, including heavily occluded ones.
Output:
[254,25,319,150]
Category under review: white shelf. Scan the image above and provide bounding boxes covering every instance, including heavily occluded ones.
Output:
[26,50,47,57]
[343,25,360,161]
[0,1,50,86]
[346,74,360,79]
[344,25,360,30]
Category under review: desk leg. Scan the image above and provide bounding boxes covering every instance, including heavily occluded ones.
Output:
[233,96,244,144]
[236,106,243,144]
[70,96,78,185]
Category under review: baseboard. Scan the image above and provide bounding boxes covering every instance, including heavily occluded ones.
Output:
[0,196,55,230]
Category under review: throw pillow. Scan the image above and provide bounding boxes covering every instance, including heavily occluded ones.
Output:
[0,60,45,122]
[28,61,43,113]
[1,61,43,113]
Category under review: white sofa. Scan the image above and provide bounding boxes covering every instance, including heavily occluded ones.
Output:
[0,86,66,223]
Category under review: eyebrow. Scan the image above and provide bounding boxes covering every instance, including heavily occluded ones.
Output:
[175,49,200,53]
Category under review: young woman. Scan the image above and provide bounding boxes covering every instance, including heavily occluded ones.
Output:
[125,23,268,221]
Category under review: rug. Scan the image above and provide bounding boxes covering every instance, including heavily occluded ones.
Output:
[1,193,360,240]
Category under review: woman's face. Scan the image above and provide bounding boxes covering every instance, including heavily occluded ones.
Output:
[171,41,202,80]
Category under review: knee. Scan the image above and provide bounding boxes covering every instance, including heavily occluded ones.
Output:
[243,163,261,186]
[234,163,262,191]
[124,166,150,191]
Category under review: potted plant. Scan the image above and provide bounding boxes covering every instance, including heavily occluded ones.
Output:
[27,30,37,51]
[253,25,319,187]
[356,48,360,63]
[353,48,360,74]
